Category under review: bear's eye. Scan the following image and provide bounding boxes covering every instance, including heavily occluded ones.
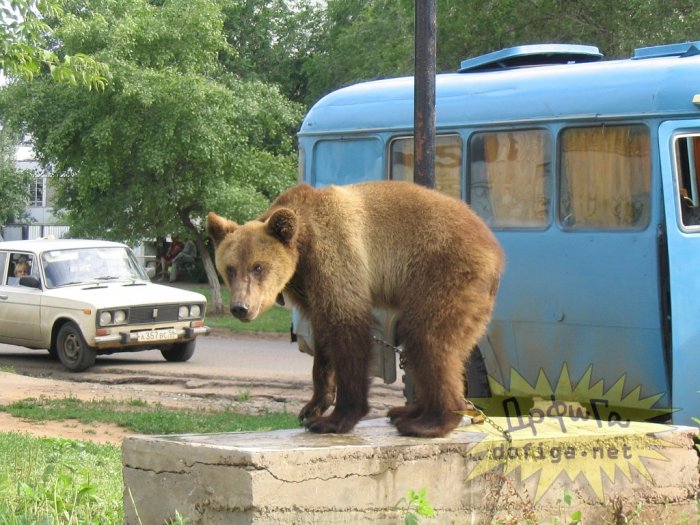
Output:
[226,266,236,280]
[252,263,264,277]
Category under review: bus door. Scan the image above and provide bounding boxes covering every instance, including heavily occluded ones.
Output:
[470,126,668,417]
[659,120,700,425]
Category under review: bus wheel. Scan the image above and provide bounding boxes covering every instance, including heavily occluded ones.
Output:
[465,347,490,399]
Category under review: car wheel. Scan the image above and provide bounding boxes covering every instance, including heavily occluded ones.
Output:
[56,322,97,372]
[160,340,196,362]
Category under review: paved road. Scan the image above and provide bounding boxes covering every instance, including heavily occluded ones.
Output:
[0,330,405,417]
[0,330,312,379]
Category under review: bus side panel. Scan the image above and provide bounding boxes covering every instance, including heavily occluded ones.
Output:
[488,229,668,410]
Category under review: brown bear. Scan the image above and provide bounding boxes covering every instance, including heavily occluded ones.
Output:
[207,180,503,437]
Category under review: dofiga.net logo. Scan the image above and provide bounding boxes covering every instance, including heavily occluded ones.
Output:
[459,364,676,502]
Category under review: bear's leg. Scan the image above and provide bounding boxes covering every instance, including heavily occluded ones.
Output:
[299,346,336,423]
[390,347,468,438]
[390,279,496,438]
[303,316,373,434]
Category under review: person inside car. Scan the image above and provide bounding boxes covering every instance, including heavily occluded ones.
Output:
[14,261,30,278]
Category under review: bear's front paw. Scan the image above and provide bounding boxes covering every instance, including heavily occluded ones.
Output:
[304,415,356,434]
[298,398,332,424]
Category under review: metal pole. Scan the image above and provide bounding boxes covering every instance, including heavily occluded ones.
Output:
[414,0,436,189]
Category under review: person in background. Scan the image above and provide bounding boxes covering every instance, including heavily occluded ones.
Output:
[169,239,197,282]
[14,260,30,278]
[159,236,184,281]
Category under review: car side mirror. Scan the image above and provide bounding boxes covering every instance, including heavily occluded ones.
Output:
[19,276,41,289]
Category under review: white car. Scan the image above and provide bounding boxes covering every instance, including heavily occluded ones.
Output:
[0,238,210,371]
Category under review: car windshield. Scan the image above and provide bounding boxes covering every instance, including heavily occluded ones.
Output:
[41,247,149,288]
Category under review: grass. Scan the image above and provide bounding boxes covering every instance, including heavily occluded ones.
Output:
[175,283,291,334]
[0,433,123,524]
[0,396,299,435]
[0,395,299,524]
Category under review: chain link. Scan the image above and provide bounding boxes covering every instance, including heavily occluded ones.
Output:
[372,335,408,369]
[464,400,512,444]
[372,335,512,444]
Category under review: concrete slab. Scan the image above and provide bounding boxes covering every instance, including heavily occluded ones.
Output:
[122,417,699,524]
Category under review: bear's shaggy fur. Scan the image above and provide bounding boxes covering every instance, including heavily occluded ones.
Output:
[207,181,503,437]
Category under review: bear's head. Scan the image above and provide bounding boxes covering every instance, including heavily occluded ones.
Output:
[207,209,299,322]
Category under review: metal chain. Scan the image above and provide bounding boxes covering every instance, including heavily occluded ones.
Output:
[372,335,512,444]
[464,400,512,444]
[372,335,408,370]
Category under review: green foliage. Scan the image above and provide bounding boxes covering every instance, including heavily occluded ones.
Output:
[555,489,582,524]
[302,0,700,104]
[1,0,108,89]
[395,488,436,524]
[1,0,303,245]
[0,433,123,524]
[219,0,322,103]
[0,129,32,226]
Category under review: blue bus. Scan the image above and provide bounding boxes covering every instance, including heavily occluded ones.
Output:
[293,41,700,426]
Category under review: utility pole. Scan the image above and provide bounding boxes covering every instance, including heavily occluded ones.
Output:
[413,0,436,189]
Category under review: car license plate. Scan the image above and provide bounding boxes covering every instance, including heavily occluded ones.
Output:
[136,329,178,342]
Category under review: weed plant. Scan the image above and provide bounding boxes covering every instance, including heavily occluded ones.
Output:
[0,433,123,524]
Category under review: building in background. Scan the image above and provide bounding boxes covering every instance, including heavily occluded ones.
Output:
[1,137,69,241]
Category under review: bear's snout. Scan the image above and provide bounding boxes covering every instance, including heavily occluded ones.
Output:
[230,303,250,321]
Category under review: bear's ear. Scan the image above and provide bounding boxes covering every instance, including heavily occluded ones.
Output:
[266,208,298,246]
[207,212,238,247]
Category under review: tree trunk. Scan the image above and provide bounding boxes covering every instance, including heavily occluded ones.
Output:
[178,209,225,314]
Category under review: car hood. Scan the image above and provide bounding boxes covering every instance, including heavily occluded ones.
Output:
[42,281,207,310]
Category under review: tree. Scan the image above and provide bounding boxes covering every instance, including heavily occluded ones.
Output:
[218,0,321,104]
[0,129,32,227]
[303,0,700,104]
[1,0,108,88]
[1,0,303,312]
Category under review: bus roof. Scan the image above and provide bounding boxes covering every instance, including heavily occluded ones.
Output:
[299,42,700,136]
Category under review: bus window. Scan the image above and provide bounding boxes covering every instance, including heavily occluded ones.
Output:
[389,134,462,198]
[313,138,383,187]
[559,125,650,230]
[675,135,700,227]
[468,129,551,228]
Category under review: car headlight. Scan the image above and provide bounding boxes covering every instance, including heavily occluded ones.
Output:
[114,310,127,324]
[179,304,203,319]
[97,309,129,327]
[99,311,112,326]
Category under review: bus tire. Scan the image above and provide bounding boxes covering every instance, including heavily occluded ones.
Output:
[465,347,490,399]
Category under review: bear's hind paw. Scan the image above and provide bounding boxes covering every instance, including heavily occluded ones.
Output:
[392,412,463,438]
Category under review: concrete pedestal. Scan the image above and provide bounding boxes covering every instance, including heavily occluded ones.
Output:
[122,417,699,524]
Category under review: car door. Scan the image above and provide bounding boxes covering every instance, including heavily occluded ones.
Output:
[0,252,43,347]
[659,120,700,426]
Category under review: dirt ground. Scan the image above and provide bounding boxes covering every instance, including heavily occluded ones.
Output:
[0,371,139,444]
[0,332,405,445]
